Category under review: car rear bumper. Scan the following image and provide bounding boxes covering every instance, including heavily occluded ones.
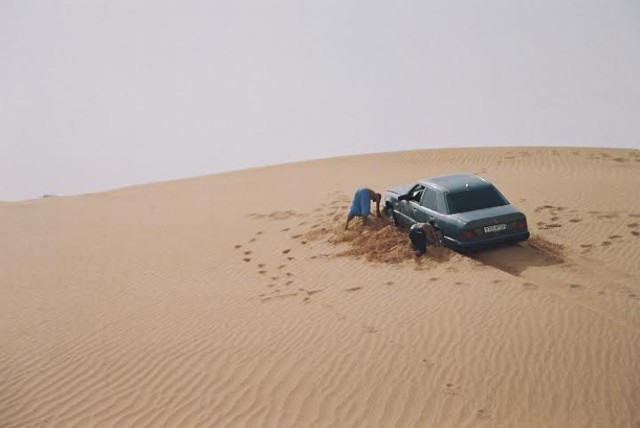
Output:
[443,230,530,252]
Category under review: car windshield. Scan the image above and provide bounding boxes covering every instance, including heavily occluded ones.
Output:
[446,187,507,214]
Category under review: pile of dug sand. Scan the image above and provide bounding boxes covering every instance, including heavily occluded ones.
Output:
[306,214,455,266]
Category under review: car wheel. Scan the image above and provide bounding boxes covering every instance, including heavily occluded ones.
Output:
[384,205,399,226]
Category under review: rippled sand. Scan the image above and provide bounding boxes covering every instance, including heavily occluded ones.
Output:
[1,147,639,427]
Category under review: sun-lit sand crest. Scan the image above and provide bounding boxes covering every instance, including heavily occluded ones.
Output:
[1,147,639,427]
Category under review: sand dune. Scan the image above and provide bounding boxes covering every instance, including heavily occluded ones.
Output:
[1,147,639,427]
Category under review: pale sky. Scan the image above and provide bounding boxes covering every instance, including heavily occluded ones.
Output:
[1,0,639,201]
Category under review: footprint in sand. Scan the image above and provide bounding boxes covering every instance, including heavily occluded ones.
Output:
[476,409,491,420]
[243,258,251,262]
[277,264,285,269]
[244,250,252,255]
[569,283,582,289]
[258,270,267,274]
[421,359,435,368]
[601,241,612,246]
[632,231,640,237]
[287,256,295,261]
[282,249,291,254]
[444,383,460,396]
[523,282,538,290]
[569,218,582,223]
[234,244,242,249]
[534,205,555,213]
[541,223,562,229]
[597,212,619,219]
[281,227,290,232]
[345,286,363,292]
[260,292,299,303]
[429,277,439,282]
[258,263,265,268]
[385,281,394,286]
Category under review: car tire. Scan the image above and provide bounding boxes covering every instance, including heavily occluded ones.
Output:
[384,205,399,226]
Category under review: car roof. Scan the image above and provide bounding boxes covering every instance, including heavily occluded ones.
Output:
[417,173,491,193]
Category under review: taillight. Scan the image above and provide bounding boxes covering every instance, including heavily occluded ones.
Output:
[515,218,528,230]
[459,229,476,240]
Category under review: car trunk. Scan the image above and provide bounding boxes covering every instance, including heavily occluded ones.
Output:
[451,205,525,237]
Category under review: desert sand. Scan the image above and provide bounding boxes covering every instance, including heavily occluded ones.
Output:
[1,147,639,427]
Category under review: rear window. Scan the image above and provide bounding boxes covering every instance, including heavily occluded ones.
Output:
[446,187,507,214]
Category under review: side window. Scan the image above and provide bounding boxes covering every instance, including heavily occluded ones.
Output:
[409,184,425,202]
[421,187,438,211]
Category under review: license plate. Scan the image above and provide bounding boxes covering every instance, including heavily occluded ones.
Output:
[484,224,507,233]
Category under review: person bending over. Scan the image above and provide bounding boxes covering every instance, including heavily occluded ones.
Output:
[409,222,441,256]
[345,188,381,230]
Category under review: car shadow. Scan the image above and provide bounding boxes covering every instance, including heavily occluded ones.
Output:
[469,237,564,276]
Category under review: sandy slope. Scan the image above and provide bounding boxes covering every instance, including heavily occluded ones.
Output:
[1,147,639,427]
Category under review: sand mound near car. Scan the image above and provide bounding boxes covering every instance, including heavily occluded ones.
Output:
[304,213,456,266]
[334,219,417,263]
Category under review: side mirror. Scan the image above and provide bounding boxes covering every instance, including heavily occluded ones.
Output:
[398,194,411,201]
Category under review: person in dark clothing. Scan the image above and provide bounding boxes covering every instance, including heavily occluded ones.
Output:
[409,222,440,256]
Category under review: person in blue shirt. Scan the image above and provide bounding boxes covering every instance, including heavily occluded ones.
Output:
[345,188,381,230]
